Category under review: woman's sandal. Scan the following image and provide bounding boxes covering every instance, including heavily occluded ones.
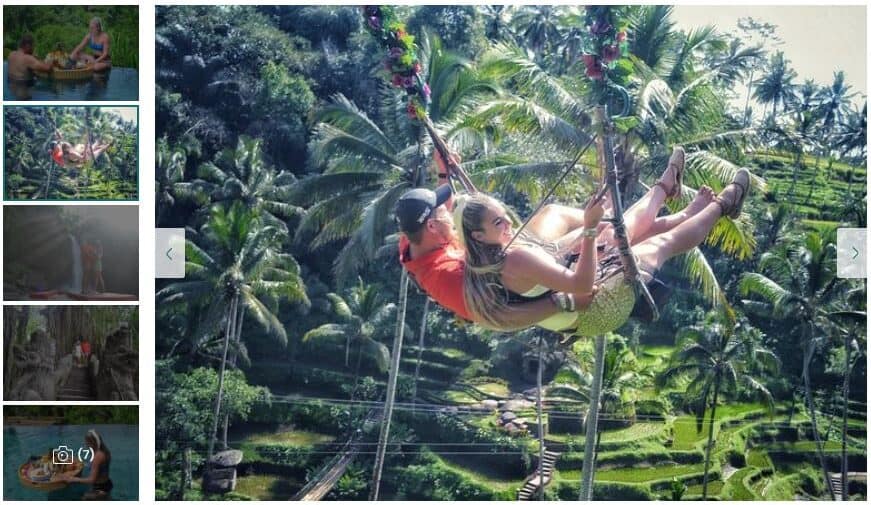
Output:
[653,146,685,200]
[715,168,751,219]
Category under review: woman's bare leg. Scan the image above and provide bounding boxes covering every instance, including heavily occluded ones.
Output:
[633,178,746,273]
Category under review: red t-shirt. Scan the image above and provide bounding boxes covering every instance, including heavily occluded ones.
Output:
[81,341,91,356]
[51,146,65,166]
[399,235,472,321]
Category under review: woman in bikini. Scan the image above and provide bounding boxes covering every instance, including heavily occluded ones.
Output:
[61,429,113,499]
[70,17,111,72]
[452,147,751,335]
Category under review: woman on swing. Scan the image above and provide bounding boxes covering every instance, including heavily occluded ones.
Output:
[452,147,751,335]
[51,130,112,168]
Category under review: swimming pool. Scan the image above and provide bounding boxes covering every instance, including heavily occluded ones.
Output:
[3,63,138,101]
[4,424,139,501]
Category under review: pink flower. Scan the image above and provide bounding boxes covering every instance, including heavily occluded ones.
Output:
[602,44,620,63]
[406,101,419,119]
[422,83,431,99]
[412,62,422,74]
[616,31,627,43]
[583,54,604,80]
[401,76,415,88]
[392,74,403,87]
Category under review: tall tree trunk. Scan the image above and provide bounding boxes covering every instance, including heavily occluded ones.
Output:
[840,336,852,501]
[803,337,836,500]
[579,334,606,500]
[206,295,237,467]
[786,384,800,425]
[412,298,430,410]
[179,446,192,498]
[221,304,245,449]
[370,270,410,501]
[743,69,754,127]
[702,377,721,500]
[536,335,545,501]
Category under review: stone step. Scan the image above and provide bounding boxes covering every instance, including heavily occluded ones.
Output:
[57,394,94,401]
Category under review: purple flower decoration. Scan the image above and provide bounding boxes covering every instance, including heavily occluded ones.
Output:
[591,19,612,35]
[367,16,381,30]
[422,83,431,99]
[401,75,415,88]
[389,47,404,59]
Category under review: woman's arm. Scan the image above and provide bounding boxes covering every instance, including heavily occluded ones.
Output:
[95,34,110,62]
[71,34,89,58]
[504,198,604,296]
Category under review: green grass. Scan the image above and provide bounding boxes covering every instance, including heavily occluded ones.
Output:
[600,422,665,443]
[240,430,335,446]
[723,466,760,500]
[685,480,724,497]
[431,454,523,492]
[443,389,479,404]
[474,382,510,397]
[233,474,303,500]
[561,463,706,484]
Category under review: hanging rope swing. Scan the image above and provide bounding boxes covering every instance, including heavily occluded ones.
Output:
[361,5,659,500]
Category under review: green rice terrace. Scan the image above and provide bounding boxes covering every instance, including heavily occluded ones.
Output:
[159,331,867,501]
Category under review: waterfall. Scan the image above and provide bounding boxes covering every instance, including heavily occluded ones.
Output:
[69,234,82,292]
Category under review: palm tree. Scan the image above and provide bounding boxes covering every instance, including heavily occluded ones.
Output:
[156,202,308,464]
[156,137,208,226]
[473,13,763,309]
[781,79,821,201]
[833,102,867,191]
[302,278,395,387]
[753,51,797,123]
[739,228,851,500]
[512,5,563,63]
[195,135,303,232]
[657,315,778,500]
[292,31,499,284]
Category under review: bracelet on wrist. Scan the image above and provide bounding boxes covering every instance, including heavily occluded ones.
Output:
[581,227,597,239]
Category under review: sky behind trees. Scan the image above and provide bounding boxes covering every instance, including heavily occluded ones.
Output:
[673,5,866,105]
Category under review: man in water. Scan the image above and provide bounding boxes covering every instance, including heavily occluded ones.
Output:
[7,34,52,81]
[7,34,52,100]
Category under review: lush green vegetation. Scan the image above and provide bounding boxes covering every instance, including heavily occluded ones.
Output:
[4,106,137,200]
[154,5,866,501]
[4,405,138,424]
[3,6,138,68]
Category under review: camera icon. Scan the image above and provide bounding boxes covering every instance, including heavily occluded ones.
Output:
[52,445,75,465]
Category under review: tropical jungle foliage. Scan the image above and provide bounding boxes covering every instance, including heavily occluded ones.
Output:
[155,5,866,501]
[4,107,138,200]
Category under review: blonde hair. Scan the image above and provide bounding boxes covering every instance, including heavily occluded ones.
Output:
[454,193,557,331]
[90,17,104,33]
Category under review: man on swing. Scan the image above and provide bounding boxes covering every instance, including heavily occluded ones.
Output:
[397,147,723,331]
[50,129,112,168]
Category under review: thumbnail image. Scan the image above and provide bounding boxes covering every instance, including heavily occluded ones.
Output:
[4,205,139,301]
[4,106,138,201]
[3,5,139,101]
[4,306,138,401]
[4,405,138,501]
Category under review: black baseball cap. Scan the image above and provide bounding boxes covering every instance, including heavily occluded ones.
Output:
[395,185,453,233]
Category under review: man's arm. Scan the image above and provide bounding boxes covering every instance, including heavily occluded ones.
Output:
[433,149,459,209]
[26,55,52,72]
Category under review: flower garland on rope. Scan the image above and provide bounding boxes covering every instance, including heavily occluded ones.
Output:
[582,6,629,82]
[363,6,431,120]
